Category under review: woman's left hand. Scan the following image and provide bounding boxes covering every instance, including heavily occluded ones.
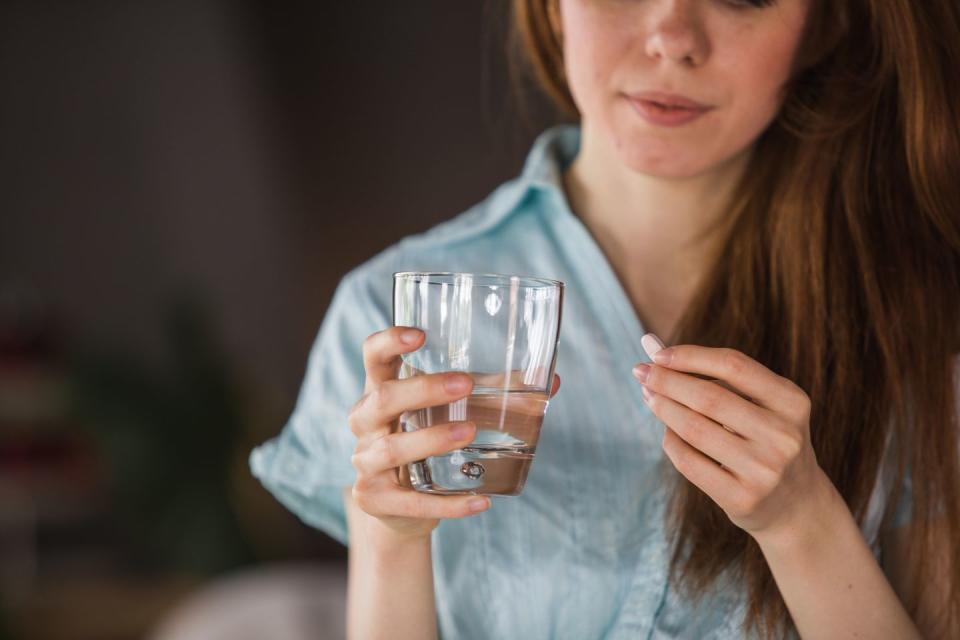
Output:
[632,344,837,543]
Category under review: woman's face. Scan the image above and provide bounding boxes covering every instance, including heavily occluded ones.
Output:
[558,0,811,179]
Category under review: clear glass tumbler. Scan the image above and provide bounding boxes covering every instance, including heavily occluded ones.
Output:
[393,271,564,496]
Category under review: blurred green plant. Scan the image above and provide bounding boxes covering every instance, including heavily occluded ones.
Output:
[68,293,254,575]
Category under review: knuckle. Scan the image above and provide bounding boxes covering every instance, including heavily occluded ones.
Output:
[762,448,788,476]
[347,408,363,436]
[350,484,363,507]
[416,374,437,398]
[793,389,812,418]
[361,331,379,361]
[352,485,374,513]
[353,473,376,494]
[408,497,430,520]
[349,450,362,472]
[772,429,802,465]
[644,366,658,386]
[647,366,664,388]
[687,417,723,451]
[731,491,758,517]
[374,434,400,468]
[661,431,674,456]
[367,384,391,413]
[698,386,724,415]
[351,482,370,506]
[673,450,692,474]
[722,349,748,377]
[751,463,780,495]
[682,420,706,451]
[784,431,804,459]
[727,494,745,518]
[766,440,789,470]
[781,378,809,414]
[662,440,677,464]
[730,494,750,518]
[356,495,377,517]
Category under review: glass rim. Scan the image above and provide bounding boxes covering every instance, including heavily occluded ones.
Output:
[393,271,564,289]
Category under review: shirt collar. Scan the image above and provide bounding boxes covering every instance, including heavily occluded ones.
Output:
[519,123,581,193]
[417,124,581,247]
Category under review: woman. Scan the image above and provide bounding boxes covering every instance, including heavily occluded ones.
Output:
[250,0,960,637]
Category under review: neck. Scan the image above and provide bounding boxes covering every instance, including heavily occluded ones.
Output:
[562,120,750,339]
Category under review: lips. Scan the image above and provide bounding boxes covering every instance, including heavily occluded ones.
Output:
[624,90,714,127]
[627,91,711,111]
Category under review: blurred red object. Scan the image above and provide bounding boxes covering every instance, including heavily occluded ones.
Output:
[0,281,102,607]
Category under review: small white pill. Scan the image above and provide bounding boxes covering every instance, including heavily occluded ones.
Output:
[641,333,666,359]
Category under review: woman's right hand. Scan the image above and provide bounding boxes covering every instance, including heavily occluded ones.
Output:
[347,326,490,542]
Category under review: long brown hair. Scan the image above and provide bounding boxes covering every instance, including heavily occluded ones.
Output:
[509,0,960,637]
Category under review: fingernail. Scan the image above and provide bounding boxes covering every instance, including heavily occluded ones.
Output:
[445,374,471,393]
[468,497,490,512]
[652,348,673,365]
[632,363,650,383]
[450,422,476,441]
[641,386,653,404]
[400,329,421,344]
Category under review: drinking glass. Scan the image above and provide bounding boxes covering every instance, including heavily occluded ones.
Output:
[393,272,564,496]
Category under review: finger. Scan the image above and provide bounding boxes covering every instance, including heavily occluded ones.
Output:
[652,346,791,411]
[362,326,425,390]
[641,334,750,402]
[661,427,740,503]
[641,365,772,442]
[551,373,561,397]
[643,388,755,475]
[351,421,477,476]
[358,485,491,520]
[712,378,751,402]
[354,371,474,433]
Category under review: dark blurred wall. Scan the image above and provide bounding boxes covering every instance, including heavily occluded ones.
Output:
[1,0,559,414]
[0,1,303,407]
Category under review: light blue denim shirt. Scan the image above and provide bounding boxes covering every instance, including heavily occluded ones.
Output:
[250,124,912,639]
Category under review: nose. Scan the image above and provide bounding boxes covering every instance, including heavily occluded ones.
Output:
[644,1,709,67]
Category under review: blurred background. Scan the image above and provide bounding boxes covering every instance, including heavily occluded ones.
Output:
[0,1,562,638]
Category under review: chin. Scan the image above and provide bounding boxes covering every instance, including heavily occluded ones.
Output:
[600,113,718,179]
[615,142,716,180]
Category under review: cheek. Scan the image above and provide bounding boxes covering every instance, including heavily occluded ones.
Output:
[722,34,803,142]
[561,7,632,116]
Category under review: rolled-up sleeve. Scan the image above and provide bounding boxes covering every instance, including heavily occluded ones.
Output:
[249,268,392,546]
